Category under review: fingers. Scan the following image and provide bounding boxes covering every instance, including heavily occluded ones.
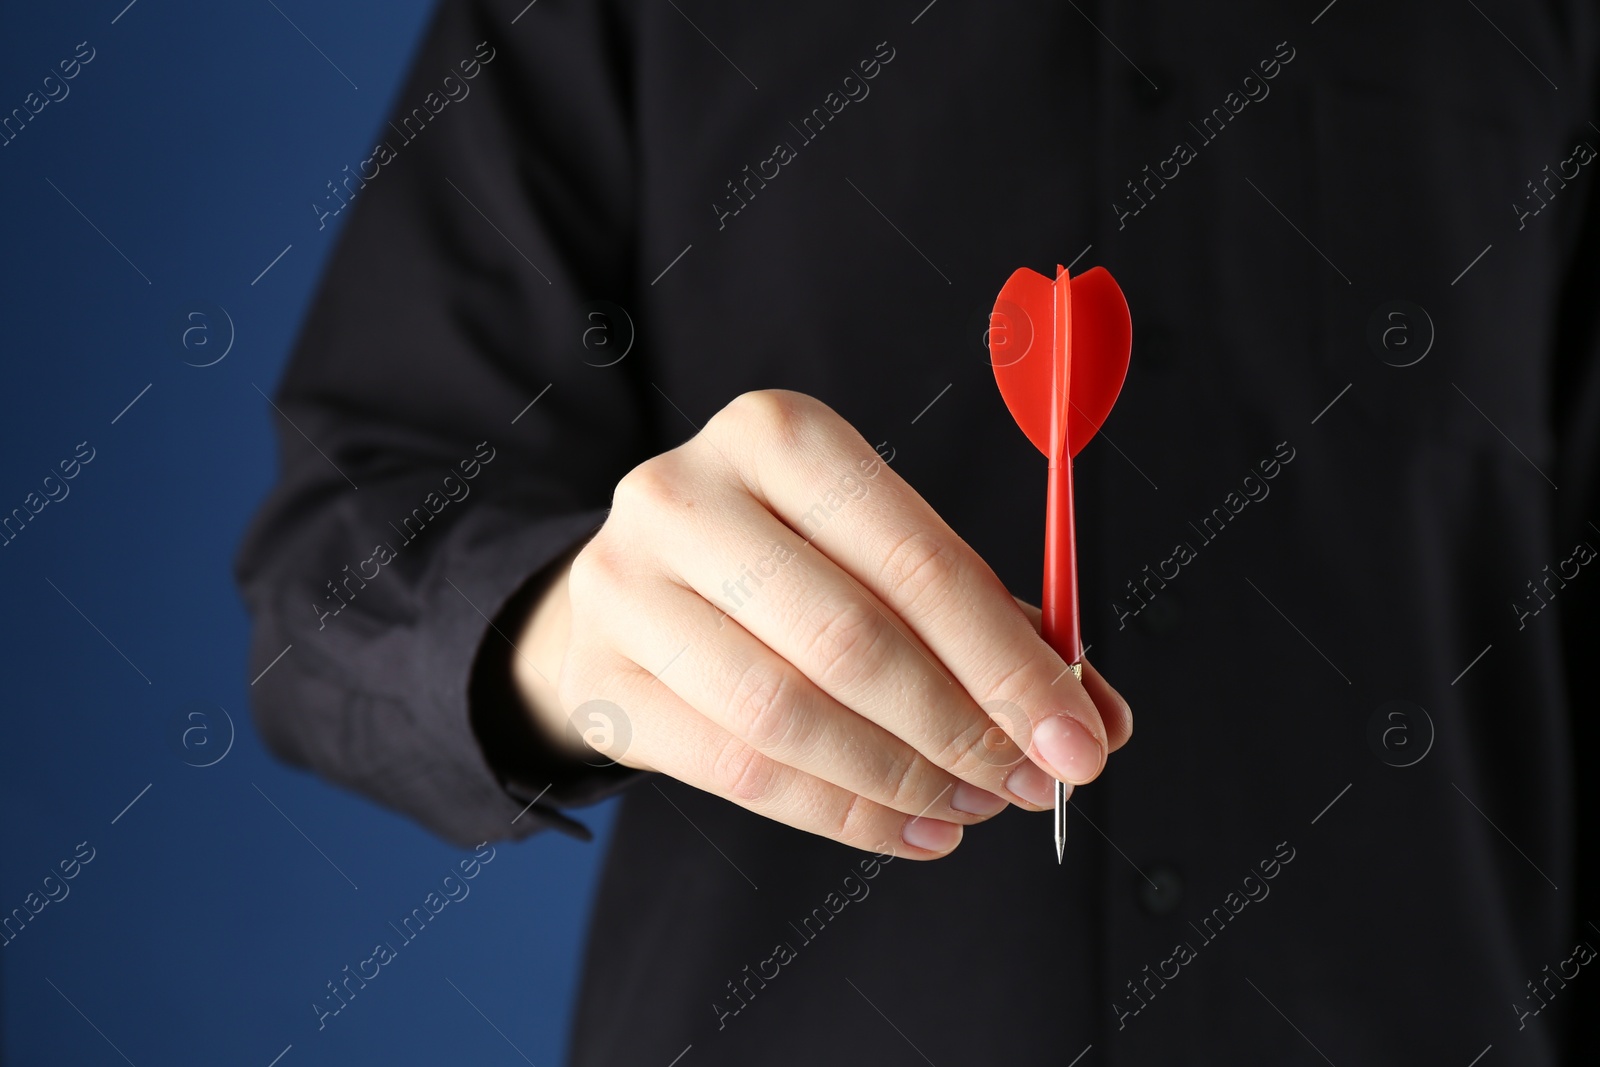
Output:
[563,650,968,860]
[612,469,1061,810]
[598,571,1018,825]
[698,391,1110,786]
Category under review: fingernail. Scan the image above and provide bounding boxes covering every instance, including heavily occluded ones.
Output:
[902,816,963,853]
[1034,714,1105,784]
[1005,761,1057,807]
[950,782,1008,817]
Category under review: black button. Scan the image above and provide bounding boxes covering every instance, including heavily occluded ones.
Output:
[1139,864,1183,915]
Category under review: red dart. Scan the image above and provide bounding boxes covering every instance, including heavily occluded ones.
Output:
[988,263,1132,861]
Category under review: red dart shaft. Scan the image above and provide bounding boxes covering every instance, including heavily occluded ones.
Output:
[1043,265,1083,666]
[1042,460,1083,665]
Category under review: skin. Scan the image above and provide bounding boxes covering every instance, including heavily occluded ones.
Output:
[513,390,1132,860]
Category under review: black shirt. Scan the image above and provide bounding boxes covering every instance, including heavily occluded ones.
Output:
[236,1,1600,1063]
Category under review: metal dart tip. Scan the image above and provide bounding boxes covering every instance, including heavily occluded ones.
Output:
[1052,662,1082,864]
[1054,780,1067,864]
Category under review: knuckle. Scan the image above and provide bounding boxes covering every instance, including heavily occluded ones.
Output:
[936,719,1004,779]
[611,455,681,516]
[979,656,1037,709]
[829,791,879,849]
[565,540,611,600]
[711,736,778,803]
[880,750,924,811]
[566,538,633,622]
[715,389,823,451]
[722,662,800,750]
[800,600,890,692]
[877,528,962,612]
[973,700,1032,769]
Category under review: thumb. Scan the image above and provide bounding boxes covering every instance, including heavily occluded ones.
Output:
[1010,596,1132,753]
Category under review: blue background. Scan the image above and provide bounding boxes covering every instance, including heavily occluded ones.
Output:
[0,2,611,1064]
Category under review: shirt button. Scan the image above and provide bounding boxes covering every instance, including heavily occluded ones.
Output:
[1140,864,1183,915]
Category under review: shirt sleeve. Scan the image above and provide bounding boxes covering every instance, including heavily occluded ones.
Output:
[234,0,651,848]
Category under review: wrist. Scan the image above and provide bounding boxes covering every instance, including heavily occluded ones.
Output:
[511,551,591,762]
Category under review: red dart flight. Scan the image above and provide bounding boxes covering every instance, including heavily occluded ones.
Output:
[988,263,1132,860]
